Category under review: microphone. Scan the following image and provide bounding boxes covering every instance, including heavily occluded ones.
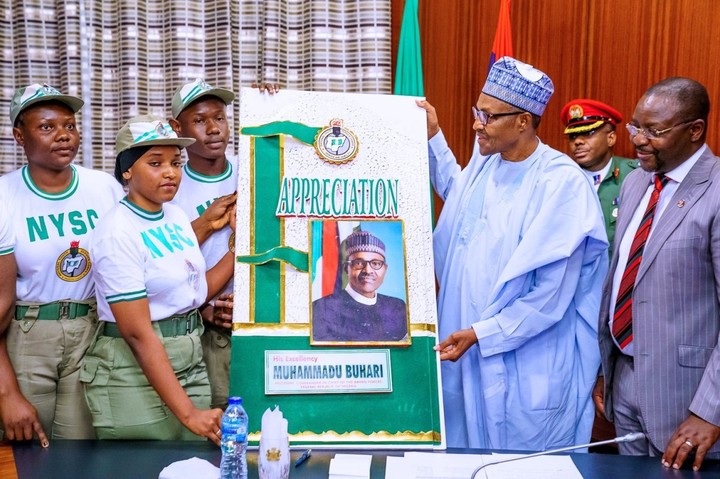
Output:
[469,432,645,479]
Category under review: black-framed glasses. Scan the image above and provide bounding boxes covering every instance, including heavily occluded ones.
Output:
[472,106,523,126]
[625,119,697,140]
[347,258,385,270]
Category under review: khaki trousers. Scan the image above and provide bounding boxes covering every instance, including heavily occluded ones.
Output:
[6,301,98,439]
[80,321,210,440]
[201,324,231,410]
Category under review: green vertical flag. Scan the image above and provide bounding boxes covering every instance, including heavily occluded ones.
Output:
[394,0,424,96]
[394,0,433,226]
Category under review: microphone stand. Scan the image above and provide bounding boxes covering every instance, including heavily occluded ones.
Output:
[469,432,645,479]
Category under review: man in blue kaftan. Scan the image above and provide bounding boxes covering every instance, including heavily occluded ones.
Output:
[417,57,609,450]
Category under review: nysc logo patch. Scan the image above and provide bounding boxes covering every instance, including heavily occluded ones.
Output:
[55,240,91,282]
[314,118,359,165]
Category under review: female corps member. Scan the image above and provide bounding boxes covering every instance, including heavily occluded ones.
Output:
[80,115,235,444]
[0,84,124,444]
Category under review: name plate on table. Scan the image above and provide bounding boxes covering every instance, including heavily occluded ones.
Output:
[265,349,392,394]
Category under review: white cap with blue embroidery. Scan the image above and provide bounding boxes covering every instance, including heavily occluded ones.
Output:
[482,57,554,117]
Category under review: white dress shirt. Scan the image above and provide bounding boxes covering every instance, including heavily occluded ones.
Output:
[609,144,707,354]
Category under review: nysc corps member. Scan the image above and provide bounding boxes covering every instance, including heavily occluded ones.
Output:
[80,115,235,444]
[0,84,124,444]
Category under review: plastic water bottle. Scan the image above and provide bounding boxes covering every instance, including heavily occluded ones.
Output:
[220,396,249,479]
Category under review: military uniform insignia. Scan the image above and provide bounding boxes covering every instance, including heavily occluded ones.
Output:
[55,240,91,282]
[568,104,584,119]
[314,119,359,165]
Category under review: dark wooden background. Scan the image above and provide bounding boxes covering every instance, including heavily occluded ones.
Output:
[392,0,720,173]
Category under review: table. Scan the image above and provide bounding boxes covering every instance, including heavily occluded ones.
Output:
[10,440,720,478]
[0,444,18,479]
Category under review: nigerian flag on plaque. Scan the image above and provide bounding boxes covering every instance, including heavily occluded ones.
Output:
[231,88,444,449]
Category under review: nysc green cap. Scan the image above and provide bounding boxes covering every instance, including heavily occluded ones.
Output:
[115,114,195,157]
[10,83,83,125]
[171,78,235,118]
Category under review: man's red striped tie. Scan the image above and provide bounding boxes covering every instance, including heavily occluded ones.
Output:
[612,174,669,349]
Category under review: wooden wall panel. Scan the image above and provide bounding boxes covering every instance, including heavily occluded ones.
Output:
[417,0,499,166]
[513,1,591,155]
[393,0,720,168]
[583,0,720,159]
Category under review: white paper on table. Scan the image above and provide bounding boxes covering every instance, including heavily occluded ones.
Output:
[400,452,488,478]
[388,452,584,479]
[158,457,219,479]
[328,453,373,479]
[385,456,408,479]
[480,454,583,479]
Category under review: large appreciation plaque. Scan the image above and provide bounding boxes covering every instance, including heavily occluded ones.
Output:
[231,88,443,448]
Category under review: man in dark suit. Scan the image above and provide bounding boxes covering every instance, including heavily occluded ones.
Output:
[595,77,720,471]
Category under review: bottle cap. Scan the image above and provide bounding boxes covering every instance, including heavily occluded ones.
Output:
[228,396,243,405]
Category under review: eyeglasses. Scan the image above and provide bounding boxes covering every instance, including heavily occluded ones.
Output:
[347,258,385,270]
[625,119,696,140]
[472,106,524,126]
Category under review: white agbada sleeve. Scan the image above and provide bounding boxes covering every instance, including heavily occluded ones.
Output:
[473,247,585,356]
[428,130,475,201]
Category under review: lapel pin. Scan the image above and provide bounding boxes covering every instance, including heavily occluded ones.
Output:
[677,200,685,208]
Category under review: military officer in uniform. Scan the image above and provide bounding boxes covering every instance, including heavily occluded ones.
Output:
[561,99,637,258]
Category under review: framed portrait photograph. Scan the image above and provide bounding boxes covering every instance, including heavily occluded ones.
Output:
[309,219,410,346]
